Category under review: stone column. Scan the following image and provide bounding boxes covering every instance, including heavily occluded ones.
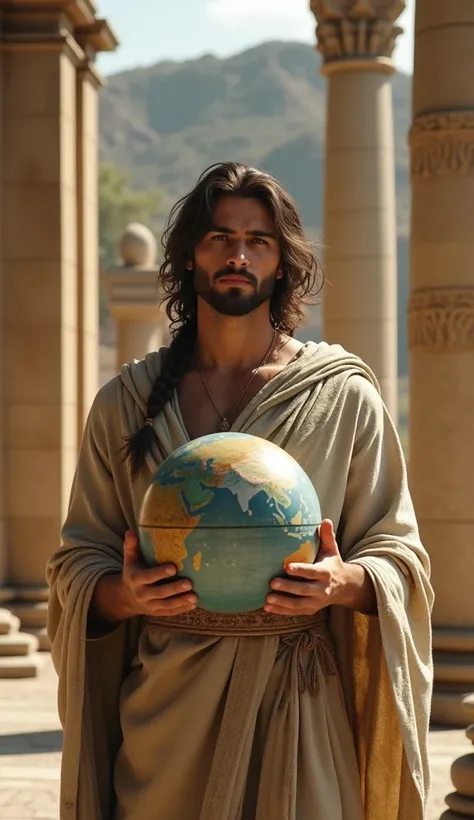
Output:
[74,19,116,434]
[0,14,21,666]
[408,1,474,726]
[102,224,170,370]
[310,0,404,419]
[0,7,8,599]
[76,61,101,441]
[0,3,117,673]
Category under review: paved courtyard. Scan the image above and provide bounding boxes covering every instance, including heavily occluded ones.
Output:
[0,655,469,819]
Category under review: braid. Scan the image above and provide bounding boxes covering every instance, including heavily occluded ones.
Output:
[123,319,197,480]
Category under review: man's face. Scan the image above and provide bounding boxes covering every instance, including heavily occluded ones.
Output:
[189,195,283,317]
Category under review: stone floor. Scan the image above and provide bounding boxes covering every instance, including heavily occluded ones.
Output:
[0,655,469,819]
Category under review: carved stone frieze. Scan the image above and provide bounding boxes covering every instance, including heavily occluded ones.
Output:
[310,0,405,62]
[408,287,474,351]
[410,111,474,179]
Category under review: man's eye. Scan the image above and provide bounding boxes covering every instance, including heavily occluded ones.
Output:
[252,237,267,245]
[212,234,228,241]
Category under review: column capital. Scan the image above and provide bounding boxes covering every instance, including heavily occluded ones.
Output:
[0,1,118,68]
[310,1,405,75]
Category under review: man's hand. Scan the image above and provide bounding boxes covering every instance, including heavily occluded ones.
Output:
[121,531,197,617]
[264,520,377,616]
[90,531,197,624]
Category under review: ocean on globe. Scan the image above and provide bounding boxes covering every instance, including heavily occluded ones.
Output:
[138,432,322,613]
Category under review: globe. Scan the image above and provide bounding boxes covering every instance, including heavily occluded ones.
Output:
[138,432,322,613]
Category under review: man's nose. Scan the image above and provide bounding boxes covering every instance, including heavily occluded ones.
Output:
[226,242,250,268]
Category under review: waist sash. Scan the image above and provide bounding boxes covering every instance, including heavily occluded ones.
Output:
[144,607,329,638]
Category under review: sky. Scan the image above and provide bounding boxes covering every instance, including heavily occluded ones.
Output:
[95,0,415,77]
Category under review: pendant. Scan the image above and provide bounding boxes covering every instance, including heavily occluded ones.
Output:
[219,418,230,432]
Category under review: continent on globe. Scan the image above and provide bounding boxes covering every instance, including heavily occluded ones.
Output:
[138,432,322,613]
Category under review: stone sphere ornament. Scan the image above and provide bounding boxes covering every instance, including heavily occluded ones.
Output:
[119,222,157,268]
[138,433,322,613]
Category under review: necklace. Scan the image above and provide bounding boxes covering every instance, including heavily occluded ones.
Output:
[198,328,277,432]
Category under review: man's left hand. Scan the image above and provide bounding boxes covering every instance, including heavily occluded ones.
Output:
[264,519,350,616]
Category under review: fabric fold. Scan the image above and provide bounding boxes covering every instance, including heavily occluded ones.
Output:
[199,636,279,820]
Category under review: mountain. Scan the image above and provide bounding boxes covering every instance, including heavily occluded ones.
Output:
[99,41,412,374]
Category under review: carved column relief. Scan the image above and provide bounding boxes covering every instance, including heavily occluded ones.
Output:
[409,287,474,351]
[410,112,474,179]
[409,112,474,350]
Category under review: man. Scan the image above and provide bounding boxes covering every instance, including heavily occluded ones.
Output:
[47,162,433,820]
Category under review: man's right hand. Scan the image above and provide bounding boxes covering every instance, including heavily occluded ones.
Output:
[121,530,197,617]
[89,530,197,625]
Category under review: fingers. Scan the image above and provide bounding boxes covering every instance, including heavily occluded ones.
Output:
[123,530,140,567]
[147,579,194,601]
[123,531,177,579]
[131,581,198,617]
[264,592,323,616]
[284,564,330,583]
[122,530,197,616]
[131,575,197,610]
[316,519,338,558]
[270,578,325,597]
[130,564,178,586]
[147,593,198,617]
[265,579,329,615]
[123,530,181,586]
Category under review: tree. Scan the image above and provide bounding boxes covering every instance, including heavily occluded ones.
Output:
[99,162,163,267]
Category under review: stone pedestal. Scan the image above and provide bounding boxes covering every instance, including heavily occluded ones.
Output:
[408,1,474,725]
[102,223,169,369]
[10,586,51,651]
[440,695,474,818]
[310,0,403,420]
[0,2,117,675]
[0,608,43,678]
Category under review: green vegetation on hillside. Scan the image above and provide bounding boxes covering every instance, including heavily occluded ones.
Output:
[99,162,163,266]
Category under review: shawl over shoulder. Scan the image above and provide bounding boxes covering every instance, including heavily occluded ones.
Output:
[47,342,433,820]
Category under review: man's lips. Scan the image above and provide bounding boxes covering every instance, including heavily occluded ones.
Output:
[217,275,253,285]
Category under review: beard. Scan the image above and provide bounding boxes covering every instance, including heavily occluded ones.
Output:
[194,265,278,317]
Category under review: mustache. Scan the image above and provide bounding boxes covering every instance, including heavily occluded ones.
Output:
[213,267,257,286]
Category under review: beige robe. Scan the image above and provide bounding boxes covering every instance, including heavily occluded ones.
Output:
[46,342,434,820]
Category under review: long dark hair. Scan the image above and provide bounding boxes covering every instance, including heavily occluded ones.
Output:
[124,162,323,478]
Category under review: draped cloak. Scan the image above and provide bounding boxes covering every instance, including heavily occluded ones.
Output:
[46,341,433,820]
